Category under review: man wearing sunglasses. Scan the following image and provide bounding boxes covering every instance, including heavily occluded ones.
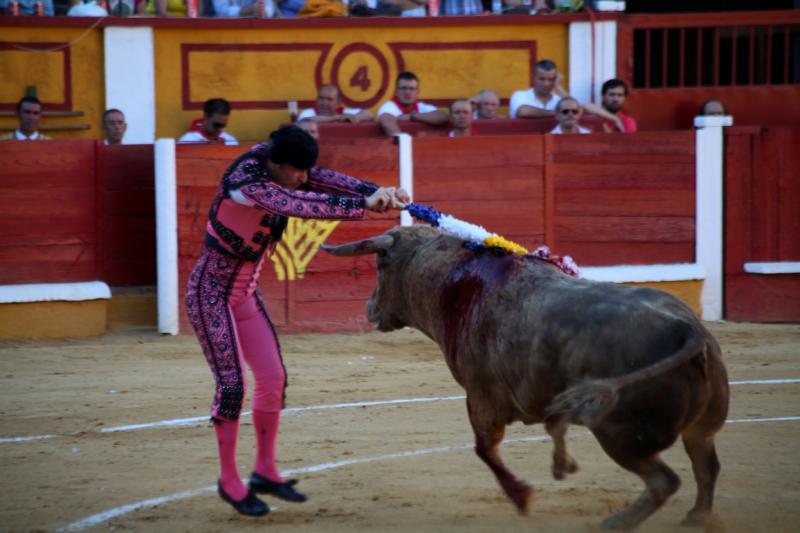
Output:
[550,97,591,135]
[179,98,239,146]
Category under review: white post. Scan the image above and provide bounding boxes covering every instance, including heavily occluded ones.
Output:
[694,115,733,321]
[104,27,156,144]
[398,133,414,227]
[568,20,617,104]
[155,139,179,335]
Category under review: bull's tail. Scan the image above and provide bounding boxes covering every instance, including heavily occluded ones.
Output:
[546,325,706,427]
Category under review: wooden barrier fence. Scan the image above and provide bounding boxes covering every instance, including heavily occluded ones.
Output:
[0,140,155,287]
[2,128,797,329]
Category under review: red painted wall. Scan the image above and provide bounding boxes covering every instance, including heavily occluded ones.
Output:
[0,140,155,287]
[725,126,800,322]
[0,140,100,284]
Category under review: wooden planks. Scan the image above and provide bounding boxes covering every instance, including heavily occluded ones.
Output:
[724,127,800,322]
[175,141,401,333]
[98,144,156,286]
[0,140,100,284]
[545,132,696,266]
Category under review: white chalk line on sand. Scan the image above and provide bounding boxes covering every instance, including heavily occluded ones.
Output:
[58,414,800,532]
[3,378,799,444]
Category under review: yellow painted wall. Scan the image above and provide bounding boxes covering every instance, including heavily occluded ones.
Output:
[1,20,569,142]
[0,300,108,339]
[154,22,568,141]
[623,280,703,317]
[0,27,104,139]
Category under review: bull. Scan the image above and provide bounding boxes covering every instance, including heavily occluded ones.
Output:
[323,225,729,529]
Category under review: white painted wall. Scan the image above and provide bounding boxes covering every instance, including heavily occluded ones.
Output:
[104,27,156,144]
[568,20,617,105]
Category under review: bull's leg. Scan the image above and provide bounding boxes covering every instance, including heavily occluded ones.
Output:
[467,398,533,514]
[681,430,721,526]
[593,425,681,530]
[600,453,680,530]
[545,420,579,480]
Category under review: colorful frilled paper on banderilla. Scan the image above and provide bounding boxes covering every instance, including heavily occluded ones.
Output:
[405,203,580,278]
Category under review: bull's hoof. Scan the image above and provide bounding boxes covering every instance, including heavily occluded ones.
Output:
[508,481,535,515]
[681,510,706,527]
[601,512,640,530]
[552,457,579,480]
[682,510,725,531]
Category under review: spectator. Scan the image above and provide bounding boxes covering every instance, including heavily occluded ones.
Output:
[0,0,55,15]
[106,0,141,15]
[297,84,372,124]
[472,89,502,119]
[354,0,427,16]
[276,0,304,16]
[146,0,186,16]
[448,99,479,137]
[699,99,727,116]
[102,109,127,146]
[510,59,565,119]
[549,97,590,135]
[179,98,239,145]
[440,0,482,15]
[297,117,319,140]
[583,79,637,133]
[377,71,448,137]
[1,96,51,141]
[212,0,270,16]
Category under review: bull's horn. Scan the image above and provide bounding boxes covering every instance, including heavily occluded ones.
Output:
[321,234,395,256]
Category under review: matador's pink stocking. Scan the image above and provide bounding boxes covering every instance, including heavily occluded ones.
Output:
[215,419,248,501]
[252,409,285,482]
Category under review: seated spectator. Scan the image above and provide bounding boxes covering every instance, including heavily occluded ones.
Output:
[377,71,448,137]
[102,108,127,145]
[699,99,727,116]
[355,0,427,16]
[440,0,482,15]
[276,0,304,16]
[146,0,186,16]
[583,78,637,133]
[106,0,141,15]
[297,117,319,139]
[212,0,271,16]
[298,0,347,16]
[1,96,51,141]
[297,84,372,124]
[448,99,479,137]
[550,97,590,135]
[1,0,55,15]
[179,98,239,145]
[472,89,503,119]
[510,59,564,119]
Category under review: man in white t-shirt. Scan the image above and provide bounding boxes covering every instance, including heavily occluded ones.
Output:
[377,71,448,136]
[509,59,564,119]
[549,97,591,135]
[178,98,239,146]
[297,84,373,124]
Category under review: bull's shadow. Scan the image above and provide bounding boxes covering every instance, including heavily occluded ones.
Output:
[324,225,730,530]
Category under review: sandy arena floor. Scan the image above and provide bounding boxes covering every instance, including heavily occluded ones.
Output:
[0,321,798,533]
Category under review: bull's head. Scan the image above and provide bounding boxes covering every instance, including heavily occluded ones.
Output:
[322,225,439,332]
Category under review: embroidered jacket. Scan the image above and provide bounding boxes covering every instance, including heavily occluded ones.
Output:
[205,143,379,262]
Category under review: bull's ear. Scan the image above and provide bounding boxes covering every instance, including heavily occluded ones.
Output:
[321,234,395,256]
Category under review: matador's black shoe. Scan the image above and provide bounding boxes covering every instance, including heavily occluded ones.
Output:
[249,472,308,503]
[217,481,270,516]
